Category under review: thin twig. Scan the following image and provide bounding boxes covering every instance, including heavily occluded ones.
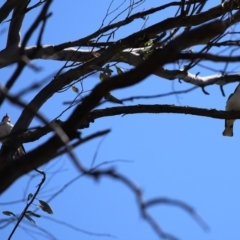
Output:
[8,169,46,240]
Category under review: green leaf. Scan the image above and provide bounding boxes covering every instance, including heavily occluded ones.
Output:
[26,211,41,218]
[87,39,95,44]
[99,72,109,81]
[27,193,33,201]
[104,93,122,104]
[115,66,124,75]
[25,214,36,225]
[144,40,153,47]
[91,52,100,58]
[39,200,53,214]
[72,86,79,93]
[2,211,16,217]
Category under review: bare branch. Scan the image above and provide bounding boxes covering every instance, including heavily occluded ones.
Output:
[8,169,46,240]
[0,0,20,24]
[6,0,28,47]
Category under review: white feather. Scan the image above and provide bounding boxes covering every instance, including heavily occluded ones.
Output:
[223,84,240,137]
[0,114,25,155]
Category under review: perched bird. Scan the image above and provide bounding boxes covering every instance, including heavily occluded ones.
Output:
[0,114,25,155]
[222,84,240,137]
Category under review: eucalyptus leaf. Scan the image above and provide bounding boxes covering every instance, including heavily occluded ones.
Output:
[2,211,16,217]
[99,72,109,81]
[115,66,124,75]
[92,52,100,58]
[72,86,79,93]
[39,200,53,214]
[25,214,36,225]
[104,93,122,104]
[26,211,41,218]
[27,193,33,201]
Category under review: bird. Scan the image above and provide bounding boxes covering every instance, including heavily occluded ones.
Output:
[0,114,25,156]
[222,83,240,137]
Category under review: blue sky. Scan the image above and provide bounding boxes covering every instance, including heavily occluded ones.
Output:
[1,1,240,240]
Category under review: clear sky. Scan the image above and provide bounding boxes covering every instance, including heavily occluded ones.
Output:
[1,1,240,240]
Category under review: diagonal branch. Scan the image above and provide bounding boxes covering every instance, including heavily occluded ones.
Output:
[0,20,231,194]
[0,0,20,24]
[17,104,240,144]
[6,0,29,47]
[12,20,227,135]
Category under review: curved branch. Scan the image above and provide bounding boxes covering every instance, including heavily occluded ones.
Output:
[115,51,240,86]
[89,104,240,120]
[0,20,231,194]
[17,102,240,145]
[7,0,28,47]
[0,46,96,68]
[11,20,226,135]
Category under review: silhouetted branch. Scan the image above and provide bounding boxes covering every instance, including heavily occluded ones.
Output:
[8,169,46,240]
[19,104,240,144]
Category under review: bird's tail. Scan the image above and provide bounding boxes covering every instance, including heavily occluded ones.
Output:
[222,119,234,137]
[222,127,233,137]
